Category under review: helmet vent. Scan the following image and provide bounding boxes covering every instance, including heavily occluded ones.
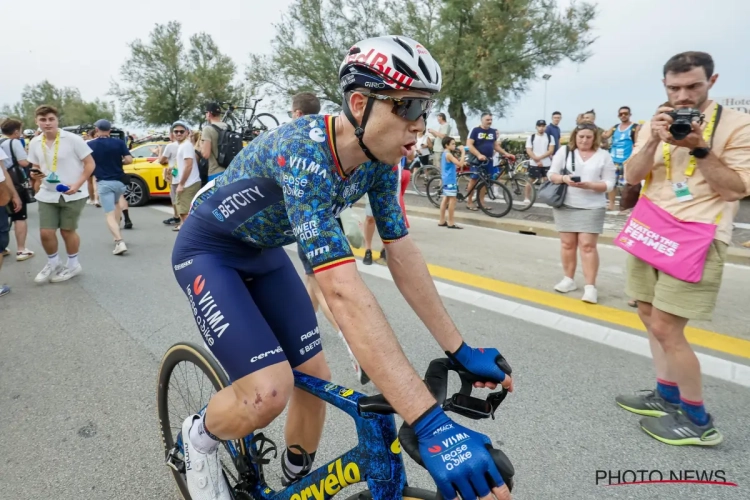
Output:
[392,56,419,80]
[418,57,433,84]
[393,37,414,57]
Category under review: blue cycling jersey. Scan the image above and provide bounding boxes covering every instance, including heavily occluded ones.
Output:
[188,114,408,273]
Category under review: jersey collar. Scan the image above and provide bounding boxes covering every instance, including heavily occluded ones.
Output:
[325,115,347,179]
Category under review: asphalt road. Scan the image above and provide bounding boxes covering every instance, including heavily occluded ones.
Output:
[1,203,749,500]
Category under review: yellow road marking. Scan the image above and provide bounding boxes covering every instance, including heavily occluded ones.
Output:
[349,247,750,360]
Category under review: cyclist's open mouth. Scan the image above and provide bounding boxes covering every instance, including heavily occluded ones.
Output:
[401,142,416,156]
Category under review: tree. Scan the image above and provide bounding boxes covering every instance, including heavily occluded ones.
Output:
[111,21,239,127]
[385,0,597,140]
[1,80,115,128]
[246,0,388,110]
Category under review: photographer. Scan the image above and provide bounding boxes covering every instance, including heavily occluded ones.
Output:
[616,51,750,446]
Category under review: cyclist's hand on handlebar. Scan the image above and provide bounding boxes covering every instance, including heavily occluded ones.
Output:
[447,342,513,392]
[414,405,510,500]
[505,154,516,162]
[478,154,487,162]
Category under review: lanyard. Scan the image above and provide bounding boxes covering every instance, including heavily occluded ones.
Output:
[40,132,61,172]
[662,104,719,181]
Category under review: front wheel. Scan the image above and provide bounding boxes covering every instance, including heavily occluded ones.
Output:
[477,180,513,218]
[343,486,437,499]
[246,113,280,140]
[425,176,443,208]
[505,176,536,211]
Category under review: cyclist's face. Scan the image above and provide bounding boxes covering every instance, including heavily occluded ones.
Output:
[361,89,430,165]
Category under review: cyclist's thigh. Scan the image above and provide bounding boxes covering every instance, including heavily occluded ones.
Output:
[172,253,289,382]
[244,248,322,369]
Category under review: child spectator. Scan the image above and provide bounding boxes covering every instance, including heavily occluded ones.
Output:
[438,137,464,229]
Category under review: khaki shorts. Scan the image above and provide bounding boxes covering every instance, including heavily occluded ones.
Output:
[626,240,727,321]
[175,182,202,215]
[38,198,87,231]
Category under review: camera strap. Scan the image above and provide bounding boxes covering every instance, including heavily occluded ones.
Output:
[662,103,721,181]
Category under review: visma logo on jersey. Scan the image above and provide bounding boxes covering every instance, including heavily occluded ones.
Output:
[185,275,230,346]
[212,185,266,222]
[289,156,328,179]
[288,457,361,500]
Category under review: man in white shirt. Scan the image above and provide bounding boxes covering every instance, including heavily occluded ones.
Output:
[27,105,94,283]
[172,121,201,228]
[159,131,180,226]
[0,147,23,297]
[525,119,556,203]
[428,112,451,168]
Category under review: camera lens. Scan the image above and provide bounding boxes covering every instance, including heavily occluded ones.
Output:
[669,122,691,140]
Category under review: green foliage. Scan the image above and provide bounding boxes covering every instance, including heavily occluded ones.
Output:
[1,80,114,129]
[111,21,239,127]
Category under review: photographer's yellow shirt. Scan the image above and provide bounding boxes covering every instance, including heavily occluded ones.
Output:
[631,101,750,245]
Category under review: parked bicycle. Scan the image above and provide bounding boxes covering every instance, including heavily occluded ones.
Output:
[496,157,537,211]
[219,98,280,142]
[409,156,439,197]
[158,343,515,499]
[426,159,513,217]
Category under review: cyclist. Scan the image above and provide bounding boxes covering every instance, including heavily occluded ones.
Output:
[172,35,514,500]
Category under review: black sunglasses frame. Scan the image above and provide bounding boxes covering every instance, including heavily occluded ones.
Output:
[358,91,435,122]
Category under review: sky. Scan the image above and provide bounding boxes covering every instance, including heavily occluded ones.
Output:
[1,0,748,134]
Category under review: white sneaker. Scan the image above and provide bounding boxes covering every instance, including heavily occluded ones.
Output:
[113,241,127,255]
[16,249,35,261]
[523,199,531,205]
[35,263,63,283]
[181,415,232,500]
[50,264,82,283]
[554,277,578,293]
[582,285,598,304]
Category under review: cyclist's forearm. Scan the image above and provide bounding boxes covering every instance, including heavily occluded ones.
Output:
[319,270,437,423]
[386,238,463,353]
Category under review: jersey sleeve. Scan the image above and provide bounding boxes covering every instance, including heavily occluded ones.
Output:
[367,163,408,244]
[278,139,355,273]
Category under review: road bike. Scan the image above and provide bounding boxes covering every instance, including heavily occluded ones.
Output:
[158,343,515,499]
[409,156,439,197]
[218,98,280,142]
[496,157,536,212]
[425,159,513,218]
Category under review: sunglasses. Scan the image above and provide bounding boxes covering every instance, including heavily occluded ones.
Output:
[173,130,186,134]
[358,91,434,121]
[619,112,630,116]
[576,124,597,131]
[287,111,294,118]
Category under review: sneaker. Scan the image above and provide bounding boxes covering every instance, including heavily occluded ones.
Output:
[113,241,128,255]
[522,199,531,205]
[16,249,35,261]
[34,263,64,283]
[50,264,82,283]
[0,284,10,297]
[163,217,179,225]
[123,221,133,230]
[380,248,387,261]
[1,249,8,257]
[640,411,723,446]
[582,285,598,304]
[181,415,232,500]
[363,249,373,265]
[616,389,679,417]
[554,277,577,293]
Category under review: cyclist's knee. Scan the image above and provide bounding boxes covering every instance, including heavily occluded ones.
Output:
[295,352,331,382]
[232,364,294,430]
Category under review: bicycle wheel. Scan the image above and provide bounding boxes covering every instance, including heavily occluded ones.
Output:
[477,179,513,218]
[425,175,443,208]
[505,176,536,211]
[343,486,437,499]
[248,113,280,139]
[157,342,249,500]
[412,166,438,196]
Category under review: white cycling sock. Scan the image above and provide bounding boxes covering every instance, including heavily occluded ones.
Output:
[189,413,221,454]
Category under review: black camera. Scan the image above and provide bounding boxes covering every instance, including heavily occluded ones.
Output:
[667,108,703,140]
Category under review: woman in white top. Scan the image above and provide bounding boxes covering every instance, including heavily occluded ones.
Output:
[548,123,616,304]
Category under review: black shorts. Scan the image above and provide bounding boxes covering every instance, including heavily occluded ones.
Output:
[528,166,550,180]
[8,198,28,222]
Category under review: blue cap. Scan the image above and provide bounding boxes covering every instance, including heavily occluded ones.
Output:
[94,119,112,131]
[171,120,191,132]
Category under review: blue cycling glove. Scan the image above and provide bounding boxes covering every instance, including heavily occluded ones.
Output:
[414,404,504,499]
[447,342,509,382]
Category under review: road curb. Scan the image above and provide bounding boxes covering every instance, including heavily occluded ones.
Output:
[354,201,750,265]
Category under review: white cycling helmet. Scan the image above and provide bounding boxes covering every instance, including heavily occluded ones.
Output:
[339,36,442,163]
[339,35,442,94]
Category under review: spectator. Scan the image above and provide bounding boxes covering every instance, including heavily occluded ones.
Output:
[465,113,515,210]
[0,118,35,261]
[27,105,94,283]
[602,106,641,211]
[173,121,201,229]
[438,136,464,229]
[200,102,229,182]
[525,119,556,204]
[0,147,23,296]
[428,112,451,167]
[87,119,133,255]
[288,91,320,120]
[548,123,616,304]
[159,132,181,227]
[616,51,750,446]
[546,112,562,153]
[84,128,100,207]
